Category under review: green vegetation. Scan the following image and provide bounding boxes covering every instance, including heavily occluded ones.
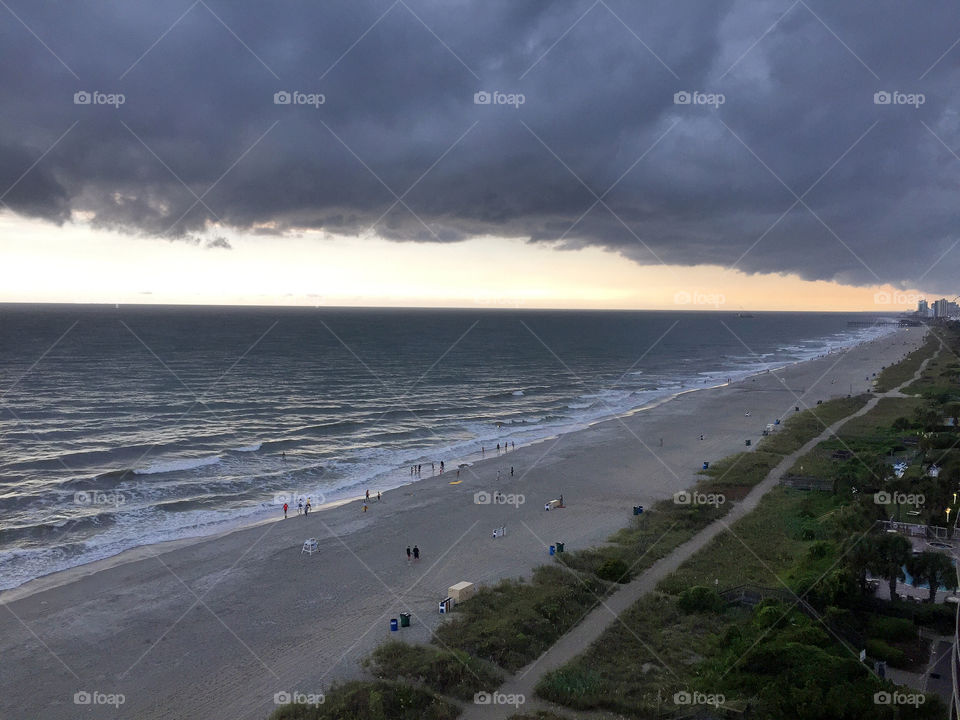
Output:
[537,327,958,720]
[535,592,744,716]
[365,641,503,701]
[755,394,871,455]
[433,565,608,671]
[677,585,725,614]
[875,333,939,392]
[268,681,459,720]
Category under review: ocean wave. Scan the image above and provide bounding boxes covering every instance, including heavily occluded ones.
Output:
[134,455,222,475]
[232,443,261,453]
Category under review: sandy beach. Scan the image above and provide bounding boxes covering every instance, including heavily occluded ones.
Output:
[0,326,926,720]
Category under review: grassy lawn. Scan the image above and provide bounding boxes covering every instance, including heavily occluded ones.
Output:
[536,592,746,715]
[657,488,838,595]
[874,333,938,392]
[755,394,870,455]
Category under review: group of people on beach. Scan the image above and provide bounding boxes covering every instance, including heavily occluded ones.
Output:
[405,545,421,562]
[283,488,384,518]
[410,460,446,476]
[281,497,314,518]
[481,441,515,456]
[361,488,382,512]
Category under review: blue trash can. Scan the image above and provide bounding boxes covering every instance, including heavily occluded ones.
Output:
[549,545,555,555]
[390,618,398,631]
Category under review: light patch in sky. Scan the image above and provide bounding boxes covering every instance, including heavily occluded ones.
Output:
[0,213,933,311]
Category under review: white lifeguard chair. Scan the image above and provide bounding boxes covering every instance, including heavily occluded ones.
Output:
[301,538,318,556]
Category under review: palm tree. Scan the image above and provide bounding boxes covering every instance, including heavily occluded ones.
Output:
[868,534,911,602]
[907,551,958,602]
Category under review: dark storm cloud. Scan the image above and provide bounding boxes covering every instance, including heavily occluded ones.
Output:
[2,0,960,290]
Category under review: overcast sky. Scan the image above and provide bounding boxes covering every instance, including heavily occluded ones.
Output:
[2,0,959,306]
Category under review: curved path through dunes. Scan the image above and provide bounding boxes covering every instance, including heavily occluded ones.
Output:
[461,342,939,720]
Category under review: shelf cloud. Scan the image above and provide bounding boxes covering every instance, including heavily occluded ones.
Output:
[2,0,959,291]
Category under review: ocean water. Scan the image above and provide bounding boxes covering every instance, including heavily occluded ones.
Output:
[0,305,897,590]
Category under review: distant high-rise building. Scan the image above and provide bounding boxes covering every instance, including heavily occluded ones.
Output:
[918,299,928,315]
[934,298,950,318]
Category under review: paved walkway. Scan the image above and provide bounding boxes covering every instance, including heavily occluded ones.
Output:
[461,346,937,719]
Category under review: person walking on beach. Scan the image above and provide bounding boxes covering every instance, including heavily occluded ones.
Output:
[305,499,311,515]
[413,545,420,561]
[440,461,444,473]
[365,489,370,501]
[510,466,514,477]
[406,546,412,562]
[298,499,303,515]
[377,491,381,502]
[283,502,288,519]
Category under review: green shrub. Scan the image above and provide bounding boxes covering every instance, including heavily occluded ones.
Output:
[867,615,916,643]
[913,603,957,633]
[365,641,502,701]
[595,558,631,583]
[677,586,725,614]
[865,638,907,667]
[807,540,832,559]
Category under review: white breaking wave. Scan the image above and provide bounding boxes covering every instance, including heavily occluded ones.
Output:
[134,455,222,475]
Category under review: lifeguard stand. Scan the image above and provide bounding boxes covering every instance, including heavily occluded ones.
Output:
[301,538,318,556]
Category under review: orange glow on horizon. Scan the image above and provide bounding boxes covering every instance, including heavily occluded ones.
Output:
[0,212,939,312]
